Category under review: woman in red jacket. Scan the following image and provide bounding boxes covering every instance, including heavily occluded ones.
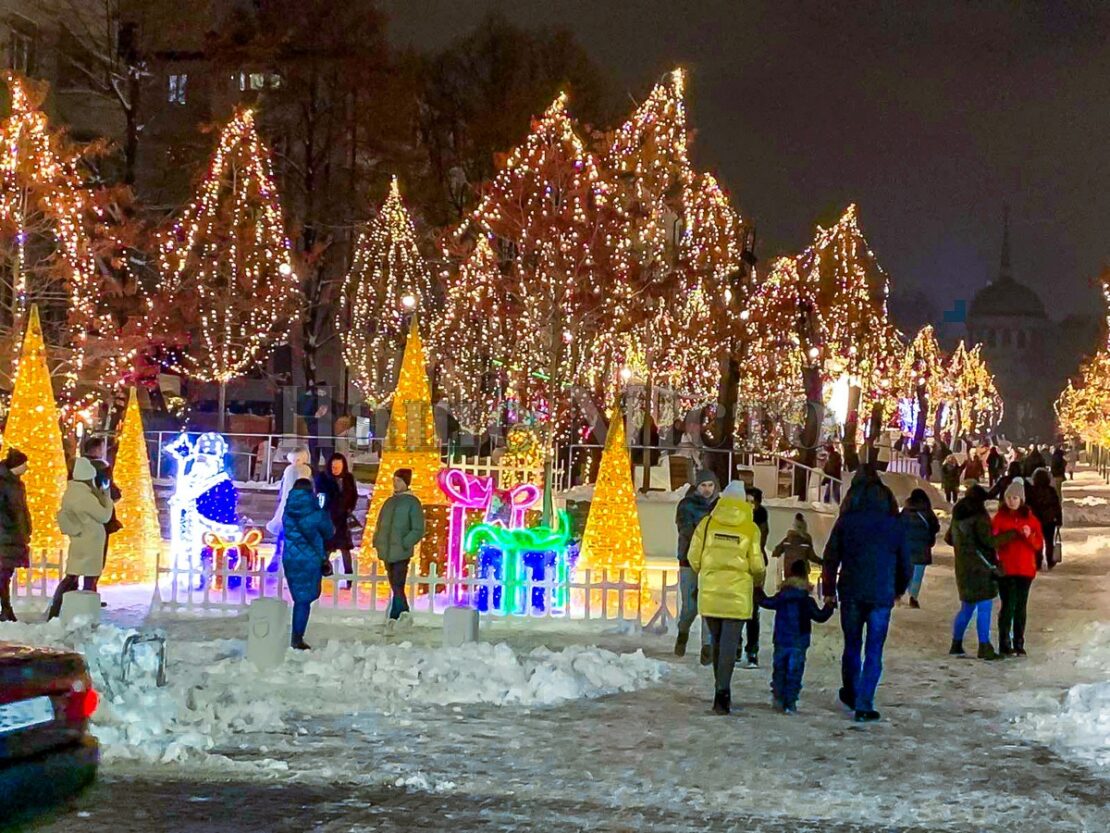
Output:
[991,479,1043,656]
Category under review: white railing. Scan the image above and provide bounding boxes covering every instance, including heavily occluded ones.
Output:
[9,549,66,600]
[152,552,679,627]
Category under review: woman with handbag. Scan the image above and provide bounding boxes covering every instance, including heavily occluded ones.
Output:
[899,489,940,609]
[315,453,359,588]
[944,484,1016,660]
[281,479,334,650]
[991,479,1043,656]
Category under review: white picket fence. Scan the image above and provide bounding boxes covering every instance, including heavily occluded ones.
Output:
[10,548,683,630]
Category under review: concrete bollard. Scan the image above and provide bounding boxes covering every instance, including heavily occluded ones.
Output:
[59,591,101,626]
[246,598,290,670]
[443,606,479,648]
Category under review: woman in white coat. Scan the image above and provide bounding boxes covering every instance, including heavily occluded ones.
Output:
[266,447,312,571]
[47,457,115,619]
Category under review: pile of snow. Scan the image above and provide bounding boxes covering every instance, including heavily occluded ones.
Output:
[1020,683,1110,769]
[1017,622,1110,772]
[0,619,664,766]
[1064,495,1110,527]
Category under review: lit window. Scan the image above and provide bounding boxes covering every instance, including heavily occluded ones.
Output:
[250,73,266,90]
[168,74,187,105]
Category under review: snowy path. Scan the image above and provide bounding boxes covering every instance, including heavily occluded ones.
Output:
[16,472,1110,831]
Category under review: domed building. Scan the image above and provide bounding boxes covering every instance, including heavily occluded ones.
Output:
[966,210,1054,440]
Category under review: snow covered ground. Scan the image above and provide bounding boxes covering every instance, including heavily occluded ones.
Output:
[6,470,1110,831]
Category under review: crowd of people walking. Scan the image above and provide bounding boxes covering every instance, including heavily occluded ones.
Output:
[675,436,1074,722]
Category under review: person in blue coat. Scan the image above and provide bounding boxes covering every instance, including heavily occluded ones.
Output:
[281,479,334,650]
[822,466,912,723]
[759,558,836,713]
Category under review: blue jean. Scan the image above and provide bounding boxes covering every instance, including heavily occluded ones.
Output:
[953,599,992,644]
[840,601,892,712]
[292,599,311,641]
[677,566,711,646]
[907,564,927,599]
[772,640,809,707]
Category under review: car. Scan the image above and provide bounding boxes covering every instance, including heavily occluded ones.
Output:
[0,643,99,824]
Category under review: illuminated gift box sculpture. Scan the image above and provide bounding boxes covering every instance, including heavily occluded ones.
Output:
[438,467,574,614]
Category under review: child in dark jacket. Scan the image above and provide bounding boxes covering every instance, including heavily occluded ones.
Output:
[759,558,836,713]
[771,513,823,589]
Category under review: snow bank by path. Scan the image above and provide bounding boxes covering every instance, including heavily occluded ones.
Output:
[0,619,664,767]
[1016,623,1110,773]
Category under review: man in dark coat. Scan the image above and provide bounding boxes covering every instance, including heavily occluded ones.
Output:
[1023,445,1047,478]
[0,448,30,622]
[987,446,1004,487]
[822,466,912,722]
[281,479,334,650]
[1050,447,1067,500]
[673,469,719,661]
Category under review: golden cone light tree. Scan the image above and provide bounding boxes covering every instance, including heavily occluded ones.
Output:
[578,408,645,577]
[0,305,66,550]
[155,108,299,428]
[358,316,444,558]
[341,177,434,408]
[104,387,160,584]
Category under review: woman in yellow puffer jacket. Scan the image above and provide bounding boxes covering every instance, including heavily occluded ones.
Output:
[688,481,766,715]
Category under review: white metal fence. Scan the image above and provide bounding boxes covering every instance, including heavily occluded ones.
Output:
[11,548,683,630]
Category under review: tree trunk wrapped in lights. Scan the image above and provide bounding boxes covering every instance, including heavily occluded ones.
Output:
[896,325,946,452]
[154,108,300,428]
[341,176,434,409]
[0,306,67,551]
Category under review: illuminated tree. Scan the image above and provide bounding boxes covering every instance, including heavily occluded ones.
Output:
[341,177,434,408]
[358,317,445,559]
[896,325,946,448]
[942,341,1003,438]
[429,235,510,430]
[154,108,299,429]
[448,92,617,427]
[104,387,161,584]
[0,306,66,551]
[0,73,131,410]
[1057,269,1110,445]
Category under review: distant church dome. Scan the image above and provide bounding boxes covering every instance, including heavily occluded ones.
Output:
[968,207,1046,320]
[969,275,1046,319]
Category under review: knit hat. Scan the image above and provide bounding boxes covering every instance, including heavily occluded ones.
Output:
[721,480,747,500]
[72,457,97,482]
[3,448,28,469]
[394,468,413,487]
[694,469,719,489]
[793,512,808,532]
[1004,478,1026,502]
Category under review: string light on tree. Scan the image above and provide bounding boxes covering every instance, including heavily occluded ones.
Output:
[341,177,433,408]
[155,107,299,411]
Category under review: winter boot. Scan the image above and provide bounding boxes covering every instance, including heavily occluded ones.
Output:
[0,605,16,623]
[291,638,311,651]
[854,709,881,723]
[699,645,712,666]
[712,689,731,715]
[948,639,966,656]
[977,642,1003,661]
[999,639,1014,656]
[674,630,689,658]
[838,687,855,709]
[908,597,921,609]
[744,654,758,669]
[1014,646,1028,657]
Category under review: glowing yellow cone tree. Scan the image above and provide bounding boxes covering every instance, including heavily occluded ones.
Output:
[341,177,434,408]
[0,305,66,550]
[359,317,444,558]
[155,108,299,429]
[578,409,645,578]
[104,387,160,584]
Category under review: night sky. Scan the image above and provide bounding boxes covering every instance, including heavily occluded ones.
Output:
[384,0,1110,322]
